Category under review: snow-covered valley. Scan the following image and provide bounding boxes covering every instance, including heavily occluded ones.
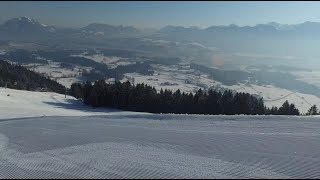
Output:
[2,47,320,114]
[1,35,320,117]
[20,59,320,114]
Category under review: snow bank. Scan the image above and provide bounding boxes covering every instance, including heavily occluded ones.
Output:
[0,88,146,119]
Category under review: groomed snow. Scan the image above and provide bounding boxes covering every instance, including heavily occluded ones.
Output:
[0,88,147,120]
[0,115,319,178]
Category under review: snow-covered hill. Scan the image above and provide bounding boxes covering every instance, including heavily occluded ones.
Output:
[0,87,146,119]
[223,83,320,114]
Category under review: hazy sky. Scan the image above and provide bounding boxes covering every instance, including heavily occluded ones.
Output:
[1,1,320,28]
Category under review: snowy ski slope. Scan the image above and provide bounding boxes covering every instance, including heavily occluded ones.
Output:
[0,115,319,178]
[0,88,320,178]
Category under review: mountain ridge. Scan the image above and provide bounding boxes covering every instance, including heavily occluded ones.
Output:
[3,16,320,32]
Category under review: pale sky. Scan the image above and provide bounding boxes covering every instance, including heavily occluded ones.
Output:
[0,1,320,28]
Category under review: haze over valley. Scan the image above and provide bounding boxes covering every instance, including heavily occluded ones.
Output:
[1,16,320,113]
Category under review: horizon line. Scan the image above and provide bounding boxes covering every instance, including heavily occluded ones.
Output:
[2,16,319,30]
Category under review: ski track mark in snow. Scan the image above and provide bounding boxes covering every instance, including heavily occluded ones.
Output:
[0,116,319,178]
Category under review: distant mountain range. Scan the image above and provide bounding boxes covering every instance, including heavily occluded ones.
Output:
[2,16,320,37]
[1,17,55,33]
[159,21,320,34]
[2,16,320,59]
[81,23,139,35]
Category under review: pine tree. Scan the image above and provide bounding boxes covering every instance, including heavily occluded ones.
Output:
[307,105,318,115]
[289,103,300,115]
[70,82,83,99]
[278,100,300,115]
[278,100,290,115]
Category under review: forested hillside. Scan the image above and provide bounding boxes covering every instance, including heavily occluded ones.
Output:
[0,59,66,94]
[70,80,300,115]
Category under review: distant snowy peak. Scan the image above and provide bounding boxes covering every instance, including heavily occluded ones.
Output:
[159,25,200,33]
[264,21,320,32]
[265,22,296,31]
[18,16,34,23]
[4,17,37,26]
[81,23,139,35]
[2,17,56,33]
[293,21,320,32]
[161,21,320,34]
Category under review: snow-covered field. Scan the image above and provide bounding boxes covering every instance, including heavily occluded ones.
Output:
[224,83,320,114]
[24,60,93,87]
[121,63,219,94]
[0,114,320,178]
[22,53,138,88]
[0,88,145,120]
[71,53,135,69]
[23,61,94,88]
[120,63,320,113]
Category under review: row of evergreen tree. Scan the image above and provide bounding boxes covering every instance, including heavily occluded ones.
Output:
[0,60,66,93]
[70,80,302,115]
[306,105,320,115]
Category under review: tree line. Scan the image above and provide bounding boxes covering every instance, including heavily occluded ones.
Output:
[70,80,303,115]
[0,59,66,94]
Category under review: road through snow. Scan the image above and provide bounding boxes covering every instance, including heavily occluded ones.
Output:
[0,115,319,178]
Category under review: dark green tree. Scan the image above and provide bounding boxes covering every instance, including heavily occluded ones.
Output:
[306,105,319,115]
